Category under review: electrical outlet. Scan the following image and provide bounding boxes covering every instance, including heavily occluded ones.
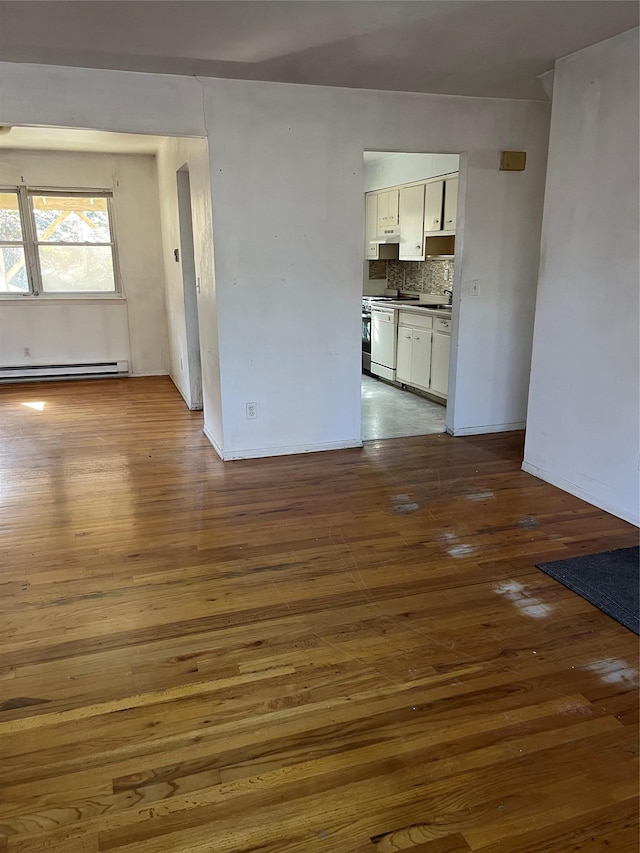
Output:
[23,346,31,357]
[246,402,257,420]
[444,268,449,281]
[470,279,480,297]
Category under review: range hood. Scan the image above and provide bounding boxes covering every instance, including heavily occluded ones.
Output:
[373,228,400,244]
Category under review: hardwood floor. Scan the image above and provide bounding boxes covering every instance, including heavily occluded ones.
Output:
[0,376,637,853]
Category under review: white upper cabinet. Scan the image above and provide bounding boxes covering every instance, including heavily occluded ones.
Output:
[424,180,444,233]
[364,193,379,260]
[399,184,425,261]
[443,177,459,232]
[425,176,457,235]
[377,188,399,233]
[363,173,458,259]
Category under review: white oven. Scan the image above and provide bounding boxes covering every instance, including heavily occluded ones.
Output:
[371,307,398,381]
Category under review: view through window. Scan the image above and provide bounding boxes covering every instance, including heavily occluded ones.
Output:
[0,189,118,295]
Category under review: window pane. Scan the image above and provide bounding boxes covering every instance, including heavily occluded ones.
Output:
[0,246,29,292]
[32,195,112,243]
[39,245,116,293]
[0,192,24,241]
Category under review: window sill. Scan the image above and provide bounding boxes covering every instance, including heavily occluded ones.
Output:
[0,295,126,304]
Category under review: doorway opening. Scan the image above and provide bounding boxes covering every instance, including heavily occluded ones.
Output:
[176,165,203,410]
[0,125,213,421]
[361,151,460,441]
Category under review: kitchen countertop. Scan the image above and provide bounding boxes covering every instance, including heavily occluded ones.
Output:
[369,300,452,319]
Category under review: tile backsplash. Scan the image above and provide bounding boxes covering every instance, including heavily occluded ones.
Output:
[369,258,454,296]
[368,259,387,280]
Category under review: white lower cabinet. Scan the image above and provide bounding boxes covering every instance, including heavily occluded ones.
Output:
[396,324,434,390]
[410,329,432,389]
[396,326,413,384]
[397,311,451,399]
[430,331,450,396]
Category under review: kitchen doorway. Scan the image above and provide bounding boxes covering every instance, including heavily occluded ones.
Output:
[361,151,459,441]
[176,165,203,410]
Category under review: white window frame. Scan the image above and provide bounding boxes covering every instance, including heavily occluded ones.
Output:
[0,187,32,296]
[0,186,122,298]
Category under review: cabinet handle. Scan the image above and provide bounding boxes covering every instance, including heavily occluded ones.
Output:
[415,335,420,341]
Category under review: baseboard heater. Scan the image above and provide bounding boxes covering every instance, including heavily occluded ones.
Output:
[0,361,130,382]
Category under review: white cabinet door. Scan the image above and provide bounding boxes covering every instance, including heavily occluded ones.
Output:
[399,184,425,261]
[365,193,379,260]
[377,189,399,232]
[411,329,432,390]
[430,331,450,396]
[376,191,388,232]
[386,188,399,227]
[424,180,444,232]
[396,325,413,382]
[443,177,458,232]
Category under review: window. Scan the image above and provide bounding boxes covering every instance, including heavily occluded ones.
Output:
[0,191,29,294]
[0,188,119,296]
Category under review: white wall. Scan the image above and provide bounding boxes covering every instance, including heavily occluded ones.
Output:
[364,152,459,192]
[0,63,205,137]
[156,137,223,446]
[203,79,550,455]
[0,62,550,458]
[0,149,168,375]
[524,29,640,525]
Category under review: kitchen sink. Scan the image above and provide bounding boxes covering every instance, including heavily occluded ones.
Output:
[403,303,452,313]
[373,300,452,314]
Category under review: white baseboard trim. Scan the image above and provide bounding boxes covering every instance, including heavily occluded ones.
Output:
[131,370,170,377]
[448,421,525,436]
[521,461,640,527]
[203,425,225,460]
[206,437,363,461]
[168,373,192,409]
[371,363,396,382]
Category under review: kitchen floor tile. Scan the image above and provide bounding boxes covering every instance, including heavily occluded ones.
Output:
[361,374,446,440]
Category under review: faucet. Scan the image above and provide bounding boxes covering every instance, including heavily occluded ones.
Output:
[443,287,453,306]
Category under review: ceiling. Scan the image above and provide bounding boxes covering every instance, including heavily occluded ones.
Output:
[0,1,637,100]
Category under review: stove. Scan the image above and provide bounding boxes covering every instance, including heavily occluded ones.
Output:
[361,295,419,316]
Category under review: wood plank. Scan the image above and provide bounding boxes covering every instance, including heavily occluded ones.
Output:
[0,377,637,852]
